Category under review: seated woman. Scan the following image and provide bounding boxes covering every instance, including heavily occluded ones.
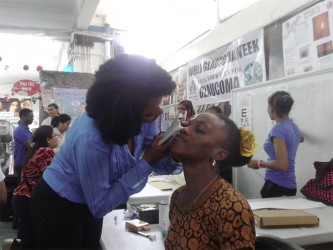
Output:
[51,114,72,153]
[165,113,258,250]
[177,100,196,122]
[12,125,59,249]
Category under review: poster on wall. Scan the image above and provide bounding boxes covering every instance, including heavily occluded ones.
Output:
[283,0,333,76]
[0,97,33,126]
[163,67,187,106]
[196,101,232,117]
[53,88,87,120]
[187,28,266,105]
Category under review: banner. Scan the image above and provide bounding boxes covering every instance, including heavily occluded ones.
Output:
[187,28,266,105]
[53,88,87,119]
[283,0,333,76]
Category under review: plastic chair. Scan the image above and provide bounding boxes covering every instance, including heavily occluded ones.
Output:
[255,235,305,250]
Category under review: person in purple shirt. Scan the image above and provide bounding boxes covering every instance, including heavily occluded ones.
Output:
[30,54,183,249]
[247,91,304,198]
[13,108,34,180]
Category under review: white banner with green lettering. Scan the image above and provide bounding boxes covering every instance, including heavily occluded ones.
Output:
[187,28,266,105]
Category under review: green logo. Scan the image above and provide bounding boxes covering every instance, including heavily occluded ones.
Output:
[244,62,263,85]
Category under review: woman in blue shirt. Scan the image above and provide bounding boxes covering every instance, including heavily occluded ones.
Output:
[248,91,303,198]
[30,54,182,249]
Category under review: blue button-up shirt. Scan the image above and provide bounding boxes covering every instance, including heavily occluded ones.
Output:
[43,112,182,218]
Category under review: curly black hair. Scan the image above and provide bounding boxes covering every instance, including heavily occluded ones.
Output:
[86,54,176,145]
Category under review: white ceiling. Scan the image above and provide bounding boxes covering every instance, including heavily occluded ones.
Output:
[0,0,216,87]
[0,0,100,85]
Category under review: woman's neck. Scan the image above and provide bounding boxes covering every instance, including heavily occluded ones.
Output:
[275,115,289,124]
[183,165,219,202]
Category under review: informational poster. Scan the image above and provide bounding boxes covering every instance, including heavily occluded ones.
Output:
[187,28,266,105]
[283,0,333,76]
[235,93,253,130]
[53,88,87,119]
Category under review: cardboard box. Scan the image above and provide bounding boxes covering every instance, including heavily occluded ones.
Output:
[253,209,319,228]
[131,203,159,224]
[125,219,150,232]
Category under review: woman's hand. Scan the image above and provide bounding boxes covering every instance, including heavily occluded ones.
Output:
[247,160,261,169]
[143,134,172,166]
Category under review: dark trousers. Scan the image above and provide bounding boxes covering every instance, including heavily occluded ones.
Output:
[30,178,103,249]
[12,195,36,249]
[14,165,22,185]
[13,165,22,229]
[261,180,297,198]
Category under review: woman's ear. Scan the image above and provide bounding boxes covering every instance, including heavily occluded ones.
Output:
[213,149,229,161]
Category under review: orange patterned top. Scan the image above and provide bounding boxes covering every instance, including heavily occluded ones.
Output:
[165,177,256,250]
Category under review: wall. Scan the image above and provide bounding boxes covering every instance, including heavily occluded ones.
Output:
[232,68,333,198]
[160,0,329,199]
[160,0,316,72]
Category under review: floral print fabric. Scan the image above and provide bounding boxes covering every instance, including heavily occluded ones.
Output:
[165,178,256,250]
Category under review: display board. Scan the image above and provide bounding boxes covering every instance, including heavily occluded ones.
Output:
[231,68,333,199]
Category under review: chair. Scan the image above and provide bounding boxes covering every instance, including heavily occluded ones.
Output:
[255,235,305,250]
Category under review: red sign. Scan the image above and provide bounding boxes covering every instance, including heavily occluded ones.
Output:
[13,80,40,96]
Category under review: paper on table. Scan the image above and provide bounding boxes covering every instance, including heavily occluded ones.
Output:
[149,181,175,191]
[249,197,327,210]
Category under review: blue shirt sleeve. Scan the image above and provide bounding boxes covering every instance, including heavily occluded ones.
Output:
[44,115,182,218]
[74,134,154,218]
[270,124,286,142]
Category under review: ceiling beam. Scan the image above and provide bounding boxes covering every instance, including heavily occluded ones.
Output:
[76,0,101,30]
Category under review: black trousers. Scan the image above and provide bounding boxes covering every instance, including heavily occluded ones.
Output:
[260,180,297,198]
[12,195,36,249]
[30,178,103,249]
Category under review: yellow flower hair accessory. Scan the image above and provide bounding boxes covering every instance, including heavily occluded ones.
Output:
[239,127,258,157]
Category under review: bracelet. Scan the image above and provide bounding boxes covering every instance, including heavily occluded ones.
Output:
[257,160,263,168]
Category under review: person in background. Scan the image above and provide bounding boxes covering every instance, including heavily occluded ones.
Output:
[165,113,257,249]
[21,99,31,109]
[206,105,233,184]
[0,98,7,112]
[13,108,34,229]
[207,105,222,114]
[8,98,21,115]
[30,54,182,249]
[13,109,34,181]
[177,100,196,122]
[223,101,232,118]
[41,103,59,126]
[12,125,58,249]
[0,169,7,203]
[51,114,72,153]
[247,91,304,198]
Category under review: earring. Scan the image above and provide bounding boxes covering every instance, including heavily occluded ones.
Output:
[212,159,216,167]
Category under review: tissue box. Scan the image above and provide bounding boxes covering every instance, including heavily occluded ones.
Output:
[253,209,319,228]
